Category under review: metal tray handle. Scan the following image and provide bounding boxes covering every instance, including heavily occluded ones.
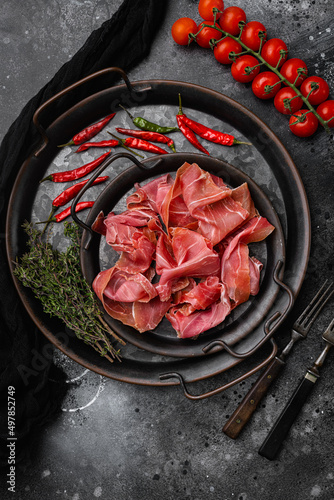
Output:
[159,338,278,401]
[202,260,294,358]
[71,151,162,246]
[32,67,136,157]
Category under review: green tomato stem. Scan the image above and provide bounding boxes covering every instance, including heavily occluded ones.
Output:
[201,23,330,133]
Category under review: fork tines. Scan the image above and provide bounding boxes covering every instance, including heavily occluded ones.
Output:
[294,280,334,333]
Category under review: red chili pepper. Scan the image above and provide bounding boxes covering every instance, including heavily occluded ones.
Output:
[108,132,167,155]
[176,94,210,156]
[116,127,176,152]
[38,201,95,223]
[58,113,116,147]
[52,176,109,208]
[179,115,251,146]
[42,176,109,233]
[123,137,168,155]
[40,151,111,183]
[75,140,119,152]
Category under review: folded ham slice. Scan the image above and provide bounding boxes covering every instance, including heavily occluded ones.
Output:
[166,283,231,339]
[92,266,171,332]
[221,216,274,306]
[155,227,220,301]
[92,162,275,337]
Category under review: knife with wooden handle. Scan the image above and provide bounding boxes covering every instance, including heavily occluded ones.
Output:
[223,281,334,439]
[223,329,303,439]
[258,317,334,461]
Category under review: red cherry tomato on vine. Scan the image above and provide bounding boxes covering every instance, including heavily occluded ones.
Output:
[240,21,267,52]
[274,87,303,114]
[231,55,260,83]
[317,100,334,128]
[214,37,242,64]
[198,0,225,21]
[171,17,198,46]
[218,6,246,36]
[196,21,222,48]
[289,110,319,137]
[300,76,330,106]
[252,71,281,100]
[280,58,308,87]
[261,38,288,68]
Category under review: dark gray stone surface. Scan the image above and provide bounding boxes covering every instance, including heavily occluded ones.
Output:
[1,1,334,499]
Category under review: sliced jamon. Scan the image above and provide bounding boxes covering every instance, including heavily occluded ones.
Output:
[127,174,173,212]
[98,209,159,273]
[173,276,222,314]
[249,256,263,296]
[166,283,231,338]
[194,195,249,246]
[221,216,274,305]
[95,297,171,333]
[156,227,220,301]
[93,266,157,303]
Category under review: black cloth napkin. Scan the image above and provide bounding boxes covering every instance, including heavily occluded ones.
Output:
[0,0,167,468]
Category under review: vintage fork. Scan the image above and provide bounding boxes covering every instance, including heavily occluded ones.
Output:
[259,316,334,460]
[223,280,334,439]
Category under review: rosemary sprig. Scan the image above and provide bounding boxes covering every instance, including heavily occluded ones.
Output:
[13,221,124,363]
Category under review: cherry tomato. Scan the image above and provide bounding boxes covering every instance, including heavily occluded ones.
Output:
[218,6,246,36]
[289,110,319,137]
[214,37,242,64]
[171,17,198,46]
[274,87,303,114]
[317,100,334,128]
[240,21,267,52]
[261,38,288,68]
[252,71,281,100]
[300,76,330,106]
[196,21,222,48]
[231,55,261,83]
[198,0,225,21]
[280,58,308,87]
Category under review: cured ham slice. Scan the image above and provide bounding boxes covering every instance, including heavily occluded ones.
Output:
[92,266,170,332]
[166,284,231,339]
[173,276,222,313]
[92,162,275,338]
[156,227,220,301]
[93,267,157,303]
[160,162,249,245]
[97,209,158,273]
[96,297,172,333]
[221,216,274,306]
[127,174,173,212]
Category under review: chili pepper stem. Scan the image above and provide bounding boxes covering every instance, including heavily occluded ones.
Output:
[178,93,184,116]
[119,104,135,120]
[233,139,252,145]
[40,174,53,183]
[58,140,75,148]
[107,132,145,158]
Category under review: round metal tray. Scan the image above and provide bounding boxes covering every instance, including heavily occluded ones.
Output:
[75,151,285,358]
[6,68,310,392]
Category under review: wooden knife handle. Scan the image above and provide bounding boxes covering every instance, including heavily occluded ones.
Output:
[258,371,319,460]
[223,357,285,439]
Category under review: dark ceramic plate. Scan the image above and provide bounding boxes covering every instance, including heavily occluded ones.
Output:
[6,69,310,389]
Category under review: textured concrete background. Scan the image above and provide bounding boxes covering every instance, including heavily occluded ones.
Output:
[1,0,334,499]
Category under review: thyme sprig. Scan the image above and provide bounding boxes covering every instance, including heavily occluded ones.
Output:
[14,221,124,363]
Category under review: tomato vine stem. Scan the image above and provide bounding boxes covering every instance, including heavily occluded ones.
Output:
[200,22,330,133]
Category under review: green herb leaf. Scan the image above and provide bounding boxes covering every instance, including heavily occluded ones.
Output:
[14,221,124,363]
